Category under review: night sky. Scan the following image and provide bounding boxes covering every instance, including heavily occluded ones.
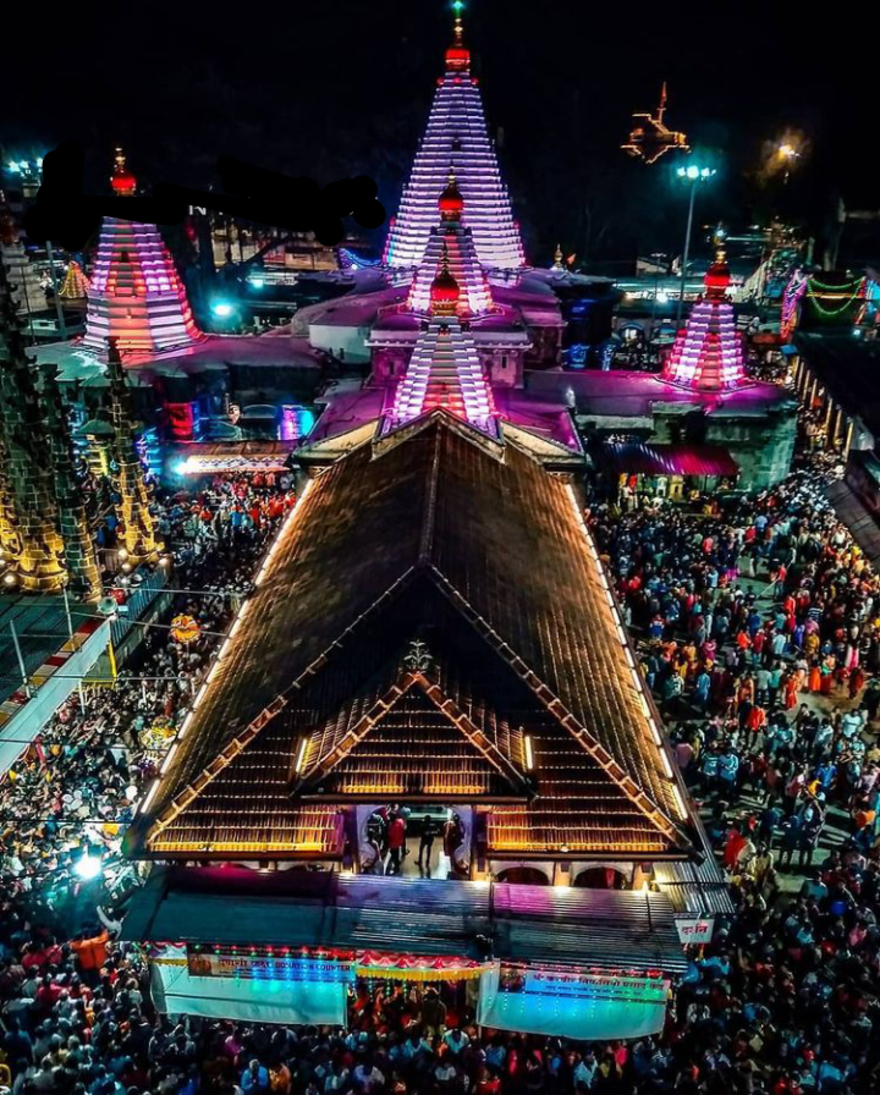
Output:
[3,1,864,265]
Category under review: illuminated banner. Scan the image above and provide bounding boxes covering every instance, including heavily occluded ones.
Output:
[498,965,669,1005]
[186,946,354,983]
[479,964,670,1040]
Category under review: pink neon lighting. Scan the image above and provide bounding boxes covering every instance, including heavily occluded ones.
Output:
[408,222,493,317]
[84,217,203,354]
[660,256,749,392]
[388,316,497,436]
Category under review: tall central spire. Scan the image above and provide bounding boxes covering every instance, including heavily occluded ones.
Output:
[383,3,525,271]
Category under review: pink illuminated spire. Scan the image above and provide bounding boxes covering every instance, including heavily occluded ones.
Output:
[407,171,493,317]
[383,5,524,270]
[82,150,203,356]
[386,246,498,436]
[660,247,750,392]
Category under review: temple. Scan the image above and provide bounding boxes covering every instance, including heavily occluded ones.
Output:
[383,7,525,271]
[82,149,203,355]
[124,412,726,1033]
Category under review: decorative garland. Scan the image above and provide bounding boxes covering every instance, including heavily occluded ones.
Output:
[806,276,865,319]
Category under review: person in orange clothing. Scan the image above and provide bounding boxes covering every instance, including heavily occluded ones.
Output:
[71,929,110,978]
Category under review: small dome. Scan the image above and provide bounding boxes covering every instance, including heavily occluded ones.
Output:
[704,250,731,297]
[431,267,460,302]
[111,148,136,196]
[111,170,137,195]
[445,45,470,71]
[439,175,464,219]
[430,267,460,315]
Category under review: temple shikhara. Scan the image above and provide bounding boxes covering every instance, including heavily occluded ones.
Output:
[82,149,203,356]
[120,6,733,1041]
[383,6,524,271]
[660,248,750,391]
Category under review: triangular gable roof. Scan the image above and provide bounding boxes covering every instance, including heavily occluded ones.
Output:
[139,415,693,857]
[293,667,530,801]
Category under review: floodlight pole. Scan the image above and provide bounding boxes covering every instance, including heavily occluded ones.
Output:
[677,180,697,326]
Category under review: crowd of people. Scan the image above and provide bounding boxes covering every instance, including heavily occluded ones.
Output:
[5,441,880,1091]
[0,474,295,1090]
[584,458,880,1092]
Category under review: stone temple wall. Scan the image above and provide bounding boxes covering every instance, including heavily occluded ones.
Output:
[649,404,798,491]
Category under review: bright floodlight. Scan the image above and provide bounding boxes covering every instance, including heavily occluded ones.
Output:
[686,165,699,179]
[212,301,234,318]
[74,853,102,881]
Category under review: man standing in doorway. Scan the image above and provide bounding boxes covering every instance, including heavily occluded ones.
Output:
[417,816,439,870]
[388,810,407,874]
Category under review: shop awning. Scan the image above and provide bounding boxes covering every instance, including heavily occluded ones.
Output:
[122,868,687,976]
[599,442,739,479]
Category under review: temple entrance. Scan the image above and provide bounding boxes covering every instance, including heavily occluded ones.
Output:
[360,805,470,879]
[348,971,479,1034]
[573,866,628,889]
[495,867,549,886]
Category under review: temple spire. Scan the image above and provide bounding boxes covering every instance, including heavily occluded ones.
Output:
[659,243,749,392]
[111,146,137,196]
[83,149,202,356]
[408,178,493,317]
[389,227,497,436]
[0,258,67,591]
[105,338,163,566]
[383,1,524,270]
[38,363,103,602]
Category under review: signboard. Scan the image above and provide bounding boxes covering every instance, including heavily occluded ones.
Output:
[675,917,715,945]
[479,964,670,1040]
[186,945,354,983]
[498,965,669,1004]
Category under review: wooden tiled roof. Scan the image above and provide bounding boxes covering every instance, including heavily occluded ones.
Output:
[138,414,694,860]
[295,669,529,801]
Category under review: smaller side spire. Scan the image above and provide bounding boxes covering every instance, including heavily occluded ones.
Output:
[704,243,732,301]
[105,337,163,566]
[38,363,104,602]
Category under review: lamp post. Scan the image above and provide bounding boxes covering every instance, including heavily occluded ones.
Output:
[676,163,716,324]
